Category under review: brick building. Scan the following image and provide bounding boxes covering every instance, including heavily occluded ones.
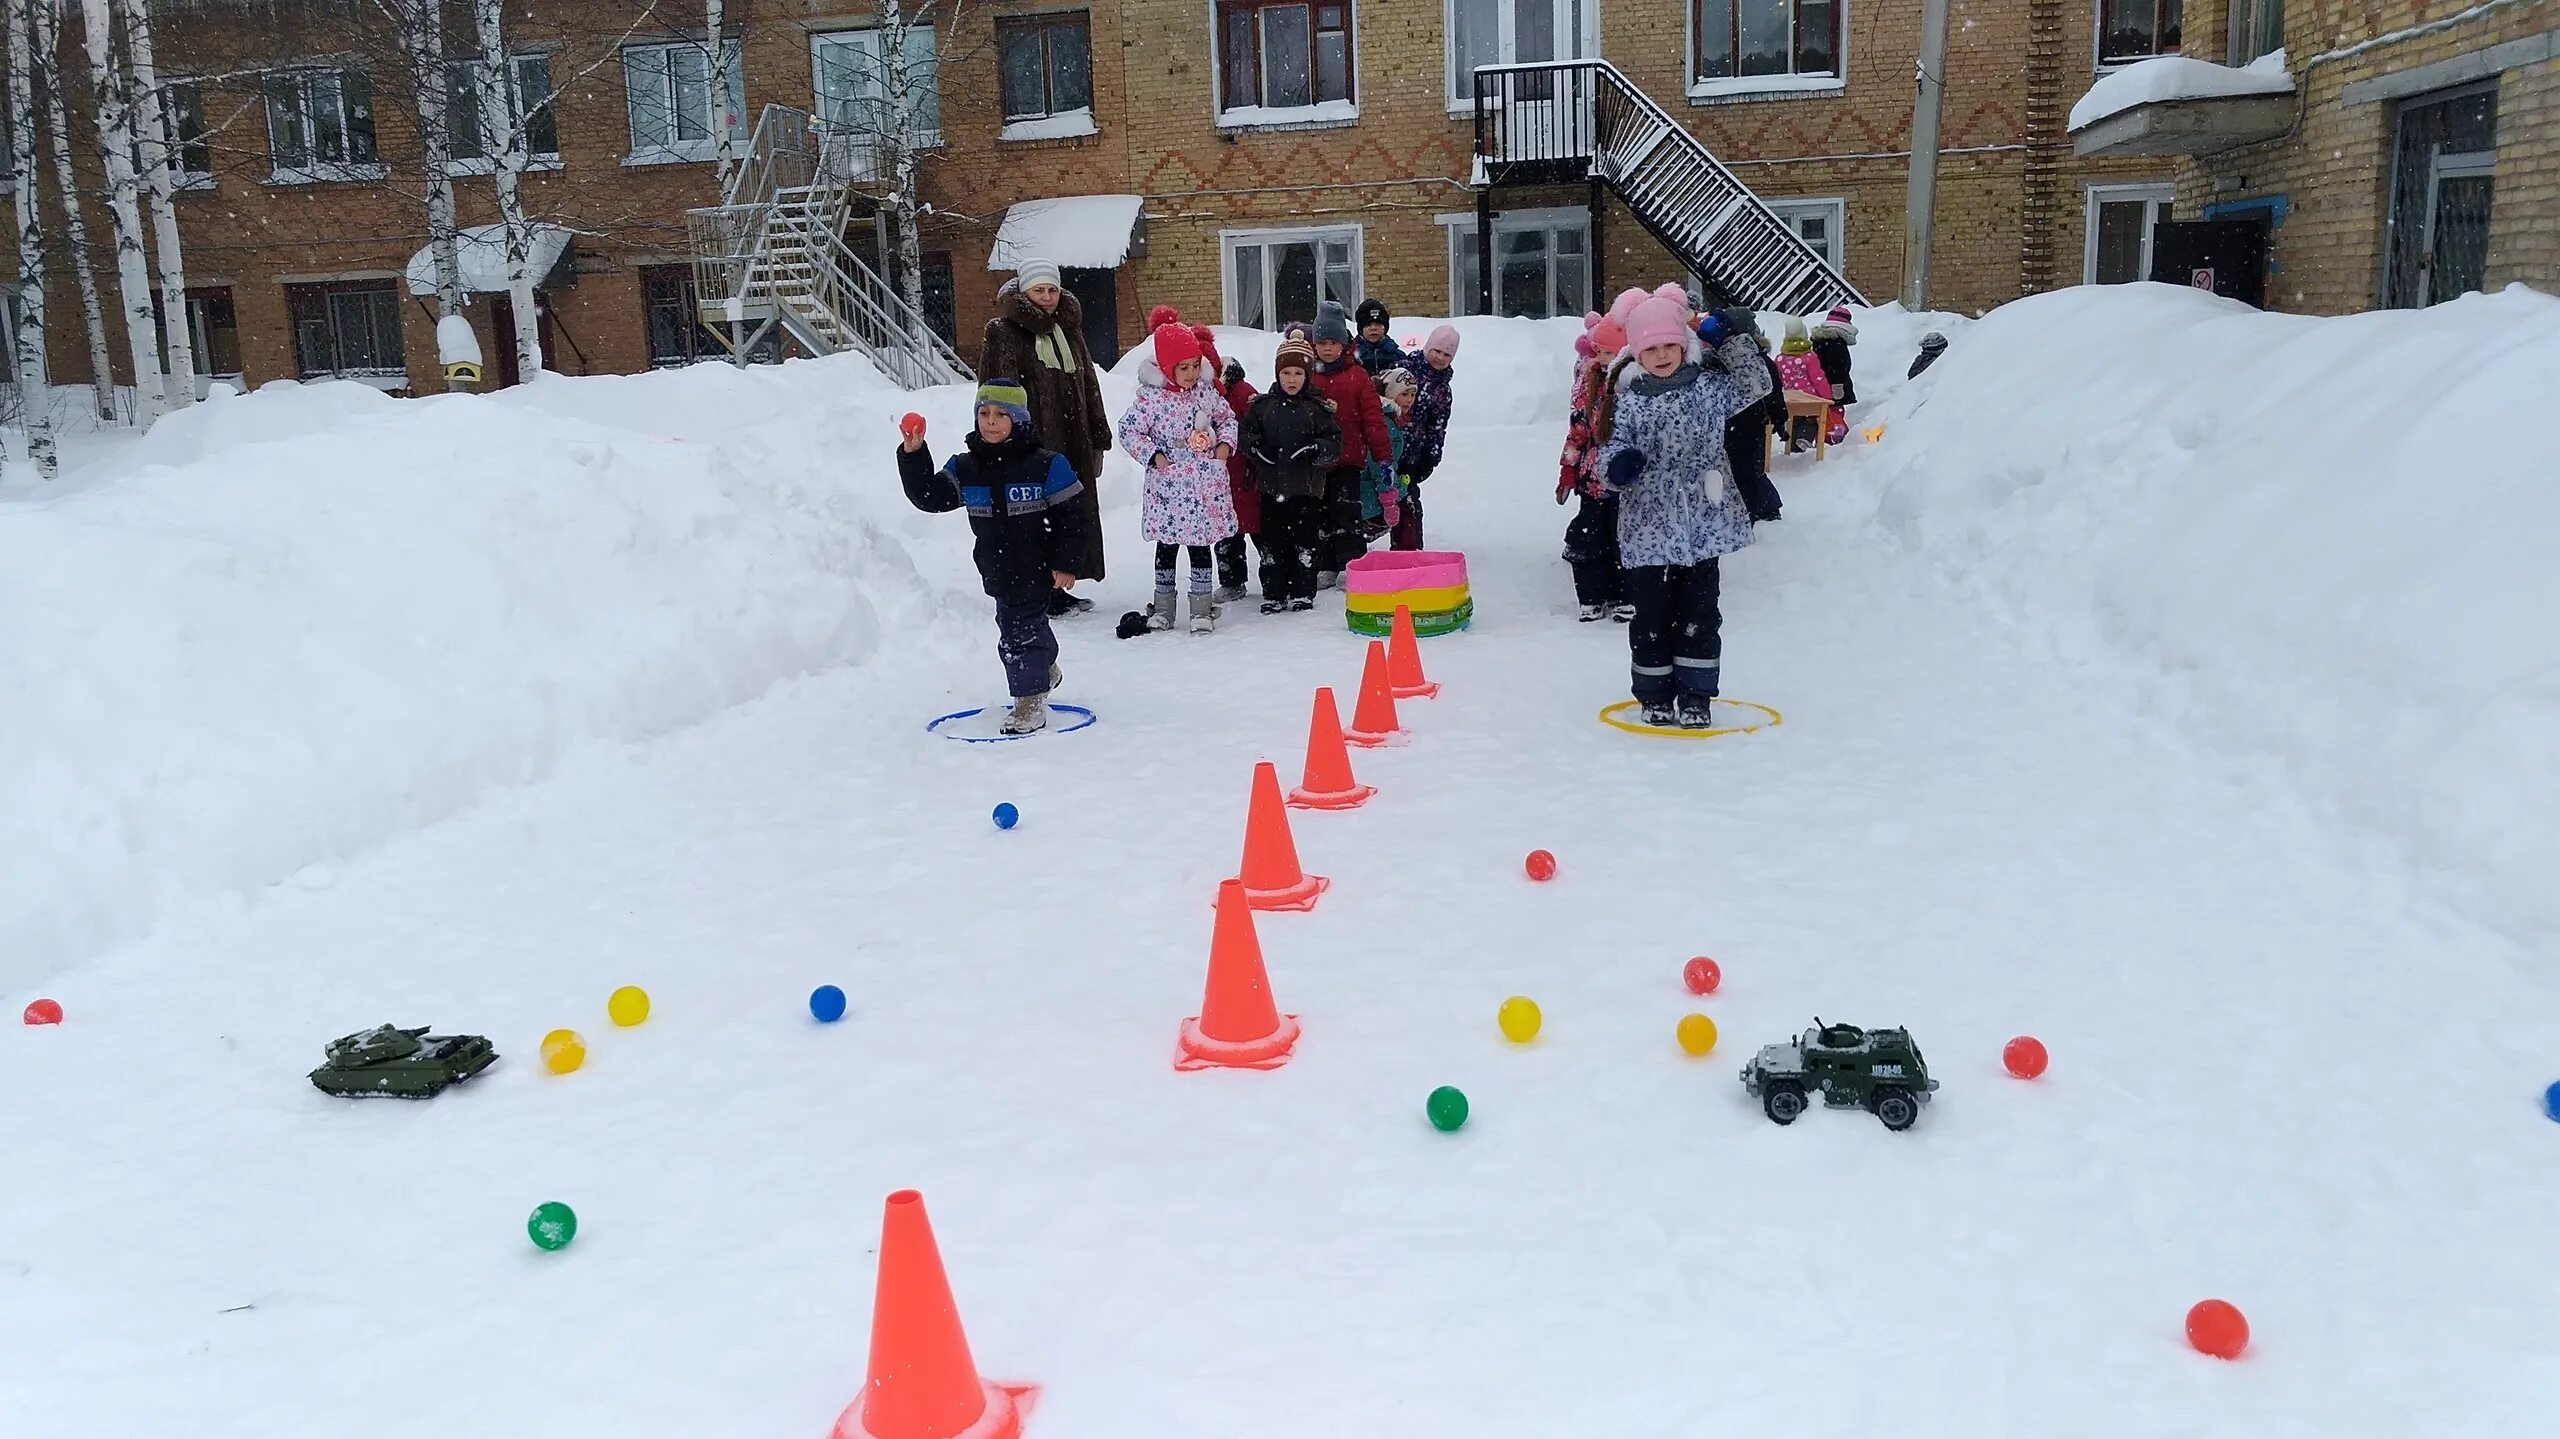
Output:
[12,0,2288,396]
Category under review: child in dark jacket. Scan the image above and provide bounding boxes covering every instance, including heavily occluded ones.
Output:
[1352,298,1416,377]
[1393,324,1457,551]
[1213,350,1263,602]
[897,379,1090,734]
[1240,337,1344,612]
[1306,300,1392,584]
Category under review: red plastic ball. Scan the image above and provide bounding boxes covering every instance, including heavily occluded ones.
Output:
[2185,1299,2249,1359]
[23,998,63,1025]
[898,412,927,441]
[1683,957,1721,995]
[1523,850,1557,882]
[2003,1035,2048,1079]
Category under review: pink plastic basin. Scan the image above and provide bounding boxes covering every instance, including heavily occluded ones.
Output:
[1344,550,1468,595]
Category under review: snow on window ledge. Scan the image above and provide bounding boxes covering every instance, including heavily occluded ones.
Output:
[1216,99,1359,134]
[1000,108,1099,143]
[2069,50,2293,132]
[447,154,566,177]
[1686,75,1846,105]
[265,162,391,186]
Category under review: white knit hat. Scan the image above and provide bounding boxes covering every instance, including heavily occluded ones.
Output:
[1014,257,1062,290]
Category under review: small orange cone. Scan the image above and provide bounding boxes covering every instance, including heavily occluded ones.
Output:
[1287,687,1375,810]
[1386,605,1440,699]
[831,1190,1037,1439]
[1176,879,1302,1070]
[1344,640,1405,748]
[1235,761,1328,909]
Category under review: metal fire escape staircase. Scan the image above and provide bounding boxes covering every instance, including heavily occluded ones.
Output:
[1472,61,1867,316]
[685,105,973,388]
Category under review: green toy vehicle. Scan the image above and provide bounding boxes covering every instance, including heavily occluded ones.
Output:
[309,1023,497,1099]
[1740,1019,1938,1131]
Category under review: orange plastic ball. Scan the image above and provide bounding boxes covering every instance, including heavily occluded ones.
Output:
[2186,1299,2248,1359]
[1524,849,1557,882]
[2003,1036,2049,1079]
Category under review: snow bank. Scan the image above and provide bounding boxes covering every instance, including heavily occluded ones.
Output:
[2069,49,2293,131]
[1854,282,2560,943]
[0,355,998,991]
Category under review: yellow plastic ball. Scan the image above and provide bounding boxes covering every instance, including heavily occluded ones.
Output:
[1497,996,1542,1044]
[1675,1013,1718,1057]
[606,985,650,1027]
[540,1028,586,1075]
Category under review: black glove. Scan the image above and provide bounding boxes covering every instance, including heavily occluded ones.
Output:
[1605,449,1646,488]
[1223,359,1244,387]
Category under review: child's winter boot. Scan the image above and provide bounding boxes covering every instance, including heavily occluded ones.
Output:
[1189,589,1217,634]
[1001,692,1050,735]
[1676,694,1716,730]
[1147,590,1177,631]
[1641,698,1679,727]
[1577,603,1608,623]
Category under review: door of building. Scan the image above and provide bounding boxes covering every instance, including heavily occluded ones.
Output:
[2417,150,2495,306]
[489,294,559,386]
[1061,266,1119,366]
[2148,220,2268,307]
[2382,84,2498,308]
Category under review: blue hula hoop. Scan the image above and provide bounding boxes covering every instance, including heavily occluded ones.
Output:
[925,702,1098,743]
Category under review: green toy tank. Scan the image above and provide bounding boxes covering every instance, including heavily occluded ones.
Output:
[309,1023,497,1099]
[1739,1018,1937,1131]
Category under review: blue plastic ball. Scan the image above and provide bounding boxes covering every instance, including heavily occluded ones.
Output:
[992,802,1019,830]
[2545,1080,2560,1122]
[810,985,847,1023]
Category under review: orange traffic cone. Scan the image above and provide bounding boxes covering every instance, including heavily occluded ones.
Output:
[1386,605,1440,699]
[1287,687,1375,810]
[1344,639,1405,748]
[1235,761,1328,909]
[1176,879,1302,1070]
[831,1190,1037,1439]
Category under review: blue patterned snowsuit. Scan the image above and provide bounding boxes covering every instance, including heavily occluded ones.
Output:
[1590,356,1751,704]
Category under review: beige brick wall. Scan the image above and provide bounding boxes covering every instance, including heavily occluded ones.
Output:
[2484,55,2559,295]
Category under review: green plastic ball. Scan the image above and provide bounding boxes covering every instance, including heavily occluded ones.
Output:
[528,1201,578,1251]
[1426,1085,1469,1132]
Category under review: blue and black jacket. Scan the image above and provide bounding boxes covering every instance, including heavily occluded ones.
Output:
[898,427,1090,604]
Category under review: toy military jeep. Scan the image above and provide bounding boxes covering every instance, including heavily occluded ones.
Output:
[1740,1019,1938,1131]
[309,1023,497,1099]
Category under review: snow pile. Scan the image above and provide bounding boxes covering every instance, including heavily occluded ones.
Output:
[0,354,1013,990]
[2070,49,2293,130]
[1854,281,2560,943]
[997,108,1099,142]
[986,194,1142,271]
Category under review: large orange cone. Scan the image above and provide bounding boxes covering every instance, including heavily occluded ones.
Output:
[1344,640,1405,748]
[1176,879,1302,1070]
[1387,605,1441,699]
[1234,761,1328,909]
[831,1190,1037,1439]
[1287,687,1375,810]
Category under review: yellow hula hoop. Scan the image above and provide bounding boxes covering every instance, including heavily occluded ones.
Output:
[1596,698,1784,739]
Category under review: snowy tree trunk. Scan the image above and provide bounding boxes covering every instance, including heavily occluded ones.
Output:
[472,0,540,378]
[77,0,166,424]
[402,0,467,390]
[30,0,118,421]
[706,0,733,192]
[879,2,927,328]
[7,0,60,477]
[118,0,191,408]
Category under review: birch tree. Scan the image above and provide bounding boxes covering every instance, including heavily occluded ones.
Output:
[876,0,928,326]
[395,0,466,387]
[117,0,191,408]
[472,0,541,378]
[29,0,116,421]
[706,0,733,191]
[7,0,59,476]
[76,0,165,423]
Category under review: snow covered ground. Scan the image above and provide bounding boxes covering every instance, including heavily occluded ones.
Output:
[5,293,2557,1437]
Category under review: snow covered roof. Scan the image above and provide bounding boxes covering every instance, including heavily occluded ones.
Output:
[985,194,1143,273]
[405,223,576,297]
[2069,50,2294,132]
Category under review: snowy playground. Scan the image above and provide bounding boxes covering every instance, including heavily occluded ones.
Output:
[5,283,2560,1436]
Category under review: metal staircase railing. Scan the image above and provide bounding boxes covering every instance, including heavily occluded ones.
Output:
[685,104,973,389]
[1471,61,1867,316]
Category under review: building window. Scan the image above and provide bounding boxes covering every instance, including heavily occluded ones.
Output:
[1445,209,1589,319]
[264,68,382,182]
[624,39,745,164]
[152,285,243,383]
[446,54,560,171]
[1222,225,1362,330]
[2382,85,2498,309]
[162,80,212,188]
[642,265,719,366]
[285,280,404,381]
[1766,198,1845,271]
[812,26,940,146]
[1691,0,1842,92]
[997,13,1092,123]
[2084,184,2172,284]
[1449,0,1594,106]
[2227,0,2281,65]
[1218,1,1354,116]
[2097,0,2181,67]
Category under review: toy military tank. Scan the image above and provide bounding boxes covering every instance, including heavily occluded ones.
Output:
[309,1023,497,1099]
[1739,1018,1938,1131]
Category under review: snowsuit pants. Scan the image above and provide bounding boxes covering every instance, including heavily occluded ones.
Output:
[1624,560,1721,705]
[1562,492,1623,607]
[1262,494,1325,602]
[1726,421,1782,521]
[1215,533,1279,595]
[1389,477,1425,551]
[994,597,1060,699]
[1320,466,1367,574]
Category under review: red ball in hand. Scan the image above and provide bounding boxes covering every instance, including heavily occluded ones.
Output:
[898,412,926,441]
[1683,957,1720,995]
[2003,1035,2049,1079]
[2185,1299,2249,1359]
[1523,849,1557,882]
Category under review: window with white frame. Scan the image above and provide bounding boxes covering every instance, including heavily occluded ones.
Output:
[2098,0,2182,67]
[161,80,213,189]
[2227,0,2281,65]
[1766,198,1844,271]
[1218,0,1355,118]
[446,54,560,172]
[811,26,940,146]
[1223,225,1362,330]
[2084,184,2172,284]
[1448,0,1596,107]
[998,13,1093,124]
[264,68,382,182]
[623,39,745,164]
[1691,0,1842,93]
[1444,209,1590,319]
